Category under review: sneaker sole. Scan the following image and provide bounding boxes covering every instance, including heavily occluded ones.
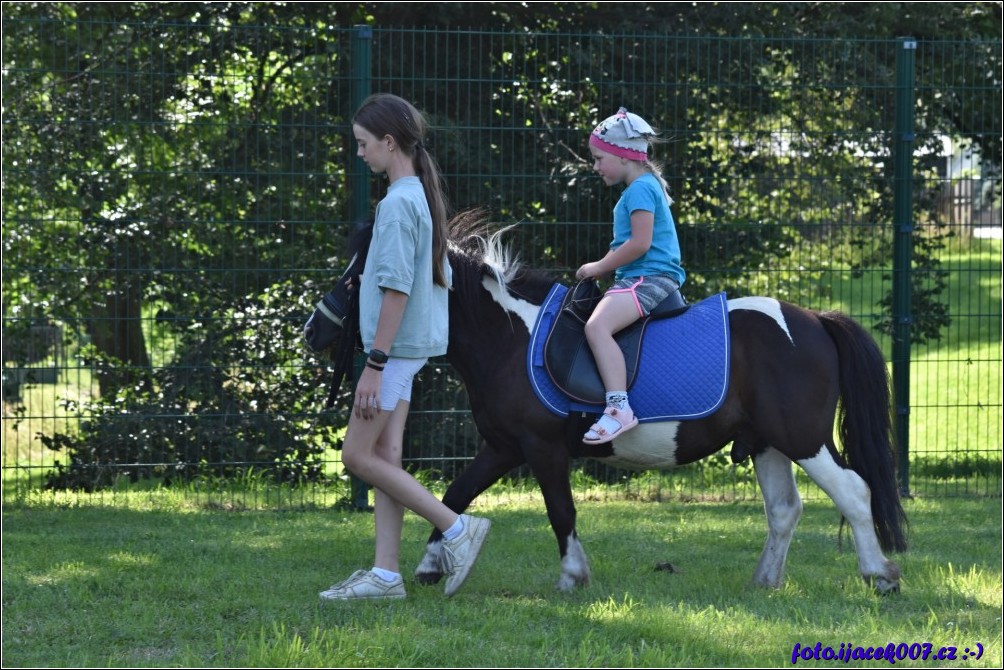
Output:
[444,518,491,597]
[319,591,406,601]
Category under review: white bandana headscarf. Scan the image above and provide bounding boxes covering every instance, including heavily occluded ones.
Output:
[589,107,655,161]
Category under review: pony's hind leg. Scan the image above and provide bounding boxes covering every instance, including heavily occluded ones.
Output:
[751,447,803,588]
[798,446,901,593]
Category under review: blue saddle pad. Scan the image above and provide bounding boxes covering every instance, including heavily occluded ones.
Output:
[527,285,731,422]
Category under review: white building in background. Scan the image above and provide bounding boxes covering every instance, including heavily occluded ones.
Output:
[939,136,1002,238]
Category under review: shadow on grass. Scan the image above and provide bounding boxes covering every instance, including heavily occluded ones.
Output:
[2,496,1001,667]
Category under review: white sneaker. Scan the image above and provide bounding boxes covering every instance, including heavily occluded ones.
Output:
[319,569,406,601]
[441,515,491,597]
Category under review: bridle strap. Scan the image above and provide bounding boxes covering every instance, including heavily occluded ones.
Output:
[324,289,360,410]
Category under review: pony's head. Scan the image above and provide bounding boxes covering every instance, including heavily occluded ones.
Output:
[303,221,374,354]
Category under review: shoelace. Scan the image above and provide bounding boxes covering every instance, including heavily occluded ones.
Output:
[327,569,369,592]
[440,539,463,574]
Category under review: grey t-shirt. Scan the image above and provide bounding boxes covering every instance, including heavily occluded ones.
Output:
[359,176,451,359]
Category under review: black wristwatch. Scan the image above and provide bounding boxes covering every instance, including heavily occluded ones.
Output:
[368,348,389,365]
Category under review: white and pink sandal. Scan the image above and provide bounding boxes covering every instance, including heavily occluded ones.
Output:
[583,406,638,445]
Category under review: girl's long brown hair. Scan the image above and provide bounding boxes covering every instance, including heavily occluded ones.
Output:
[353,93,451,287]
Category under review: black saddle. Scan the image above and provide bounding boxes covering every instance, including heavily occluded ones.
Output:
[543,280,689,404]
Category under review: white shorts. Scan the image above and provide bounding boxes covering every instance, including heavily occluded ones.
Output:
[378,357,427,411]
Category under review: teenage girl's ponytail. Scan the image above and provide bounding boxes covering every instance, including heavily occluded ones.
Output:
[412,144,451,288]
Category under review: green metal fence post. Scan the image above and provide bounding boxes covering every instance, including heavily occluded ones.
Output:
[351,25,373,224]
[892,36,917,498]
[347,25,373,511]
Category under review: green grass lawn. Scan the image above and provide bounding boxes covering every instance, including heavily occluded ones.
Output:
[2,493,1001,668]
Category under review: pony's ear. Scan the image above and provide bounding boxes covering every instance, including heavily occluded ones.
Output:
[347,219,375,261]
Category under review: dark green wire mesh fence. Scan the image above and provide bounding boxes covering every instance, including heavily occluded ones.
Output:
[2,18,1001,507]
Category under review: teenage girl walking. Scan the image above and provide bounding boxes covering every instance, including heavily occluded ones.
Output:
[320,94,490,601]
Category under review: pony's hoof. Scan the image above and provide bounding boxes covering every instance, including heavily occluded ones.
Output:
[414,570,444,586]
[555,573,587,591]
[555,576,574,592]
[414,541,445,585]
[869,576,901,595]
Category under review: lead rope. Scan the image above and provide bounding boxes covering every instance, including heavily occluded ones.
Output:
[324,290,360,410]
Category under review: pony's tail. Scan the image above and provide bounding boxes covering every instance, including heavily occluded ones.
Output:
[819,311,908,553]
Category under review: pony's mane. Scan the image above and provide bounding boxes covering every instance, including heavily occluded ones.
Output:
[447,210,556,302]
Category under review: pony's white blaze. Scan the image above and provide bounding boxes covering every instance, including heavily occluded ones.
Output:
[607,421,681,469]
[728,296,794,345]
[482,276,539,333]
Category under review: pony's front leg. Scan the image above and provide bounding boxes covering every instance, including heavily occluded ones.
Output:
[414,439,523,586]
[524,441,590,591]
[751,447,802,588]
[798,446,901,593]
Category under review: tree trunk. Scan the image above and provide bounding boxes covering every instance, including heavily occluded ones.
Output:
[87,283,151,399]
